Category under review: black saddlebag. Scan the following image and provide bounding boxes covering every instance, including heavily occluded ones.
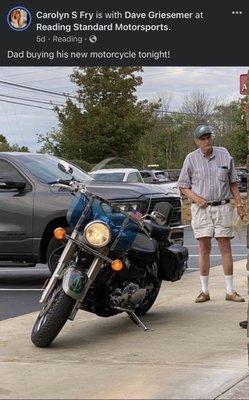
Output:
[159,244,188,282]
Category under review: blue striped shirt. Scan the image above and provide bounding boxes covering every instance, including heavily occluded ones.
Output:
[177,147,237,202]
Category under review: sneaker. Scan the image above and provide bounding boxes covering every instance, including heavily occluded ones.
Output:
[239,320,248,329]
[226,291,245,302]
[195,292,210,303]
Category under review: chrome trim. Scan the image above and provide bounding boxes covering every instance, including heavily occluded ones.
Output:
[40,230,78,303]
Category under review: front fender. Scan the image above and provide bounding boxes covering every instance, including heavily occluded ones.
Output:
[62,268,87,300]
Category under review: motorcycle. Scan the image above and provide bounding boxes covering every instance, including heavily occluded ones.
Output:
[31,163,188,347]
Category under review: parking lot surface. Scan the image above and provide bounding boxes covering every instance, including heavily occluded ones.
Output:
[0,259,247,399]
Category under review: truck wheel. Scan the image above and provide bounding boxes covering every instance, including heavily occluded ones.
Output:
[46,227,72,274]
[31,285,76,348]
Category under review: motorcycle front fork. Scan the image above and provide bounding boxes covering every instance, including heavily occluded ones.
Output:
[69,256,105,320]
[41,235,153,331]
[40,233,78,304]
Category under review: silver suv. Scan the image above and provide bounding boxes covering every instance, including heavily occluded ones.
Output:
[0,153,183,265]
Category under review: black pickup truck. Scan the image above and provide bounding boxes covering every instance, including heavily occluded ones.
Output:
[0,152,183,265]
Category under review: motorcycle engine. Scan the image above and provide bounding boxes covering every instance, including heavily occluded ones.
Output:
[109,282,146,311]
[81,256,159,317]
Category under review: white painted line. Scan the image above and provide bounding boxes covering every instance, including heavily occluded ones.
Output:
[189,254,247,257]
[185,244,246,247]
[0,288,43,291]
[0,269,49,272]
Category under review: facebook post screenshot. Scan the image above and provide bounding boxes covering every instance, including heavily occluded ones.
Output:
[0,0,248,399]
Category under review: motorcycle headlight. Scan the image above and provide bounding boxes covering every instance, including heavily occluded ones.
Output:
[84,221,111,248]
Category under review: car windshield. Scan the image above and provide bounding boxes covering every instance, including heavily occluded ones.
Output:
[16,154,93,184]
[91,172,125,182]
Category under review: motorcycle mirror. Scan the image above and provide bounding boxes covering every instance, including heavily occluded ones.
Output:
[58,160,74,175]
[150,211,167,226]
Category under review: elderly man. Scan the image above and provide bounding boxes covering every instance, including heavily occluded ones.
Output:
[178,125,246,303]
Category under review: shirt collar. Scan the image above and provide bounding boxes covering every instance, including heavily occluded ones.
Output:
[198,147,215,159]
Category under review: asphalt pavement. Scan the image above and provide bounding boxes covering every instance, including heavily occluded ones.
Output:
[0,227,247,320]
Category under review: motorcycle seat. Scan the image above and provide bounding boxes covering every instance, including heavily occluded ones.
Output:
[129,233,158,254]
[144,220,171,243]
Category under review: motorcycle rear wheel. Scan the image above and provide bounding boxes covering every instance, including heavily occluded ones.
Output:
[135,280,162,316]
[31,285,76,348]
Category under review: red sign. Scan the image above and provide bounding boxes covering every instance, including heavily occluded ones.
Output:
[240,74,249,95]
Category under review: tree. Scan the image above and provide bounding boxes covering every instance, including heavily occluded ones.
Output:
[0,134,10,151]
[223,101,248,165]
[0,134,29,152]
[211,102,238,146]
[38,67,160,164]
[180,91,215,124]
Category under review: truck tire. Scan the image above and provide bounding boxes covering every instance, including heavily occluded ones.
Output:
[31,285,76,348]
[46,227,72,274]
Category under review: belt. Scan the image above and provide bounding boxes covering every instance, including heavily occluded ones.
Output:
[207,199,230,206]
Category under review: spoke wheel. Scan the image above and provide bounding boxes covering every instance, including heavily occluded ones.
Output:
[31,285,76,348]
[135,278,162,316]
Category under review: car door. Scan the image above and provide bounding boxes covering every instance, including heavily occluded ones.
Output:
[0,158,34,258]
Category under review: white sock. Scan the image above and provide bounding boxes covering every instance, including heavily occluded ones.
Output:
[225,275,234,294]
[200,275,209,294]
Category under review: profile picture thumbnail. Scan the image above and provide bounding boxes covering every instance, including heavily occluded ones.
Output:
[7,7,31,31]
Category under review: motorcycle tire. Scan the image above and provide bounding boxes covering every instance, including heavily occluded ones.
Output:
[46,227,72,274]
[135,280,162,316]
[31,286,76,348]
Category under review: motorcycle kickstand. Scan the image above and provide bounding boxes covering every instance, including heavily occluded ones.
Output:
[126,311,154,332]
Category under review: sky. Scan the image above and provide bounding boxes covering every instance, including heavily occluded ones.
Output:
[0,66,247,152]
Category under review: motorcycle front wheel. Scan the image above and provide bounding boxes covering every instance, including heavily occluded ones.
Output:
[31,285,76,348]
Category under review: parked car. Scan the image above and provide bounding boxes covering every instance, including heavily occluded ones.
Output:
[89,168,144,183]
[140,170,169,183]
[235,168,247,192]
[164,169,182,182]
[90,167,180,195]
[0,153,184,265]
[236,167,248,175]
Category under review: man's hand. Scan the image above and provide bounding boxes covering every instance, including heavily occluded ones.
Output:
[180,188,207,208]
[237,205,246,219]
[193,195,208,208]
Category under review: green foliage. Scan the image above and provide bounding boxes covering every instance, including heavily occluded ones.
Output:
[211,100,248,164]
[38,67,160,164]
[137,99,248,169]
[0,134,10,151]
[137,113,198,168]
[38,75,248,168]
[0,134,29,152]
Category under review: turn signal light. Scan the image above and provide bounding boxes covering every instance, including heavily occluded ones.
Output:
[54,227,66,240]
[111,259,123,271]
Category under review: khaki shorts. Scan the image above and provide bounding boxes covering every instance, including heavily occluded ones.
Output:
[190,203,234,239]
